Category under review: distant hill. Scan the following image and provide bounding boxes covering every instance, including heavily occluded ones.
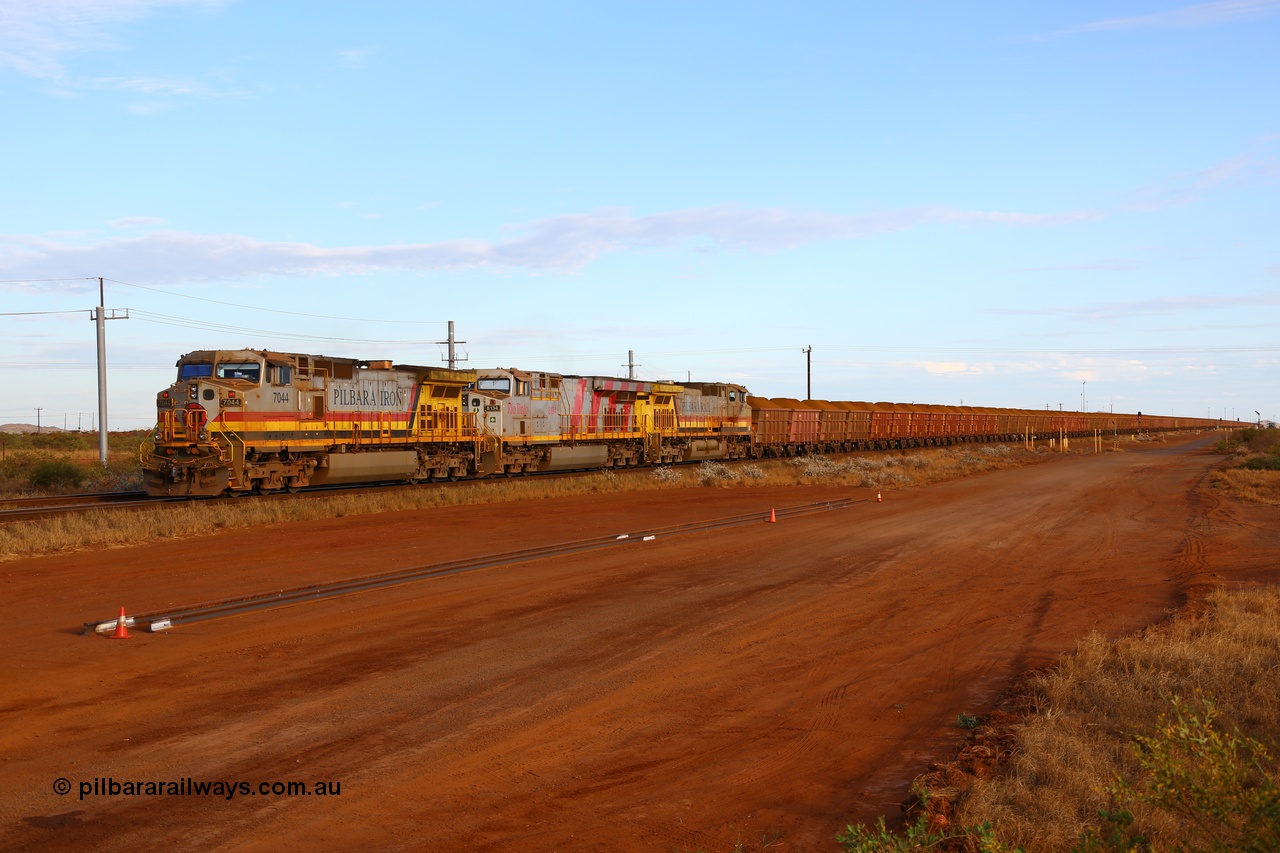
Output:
[0,424,68,434]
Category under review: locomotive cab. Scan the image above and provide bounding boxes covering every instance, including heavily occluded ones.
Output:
[155,351,269,446]
[467,372,513,437]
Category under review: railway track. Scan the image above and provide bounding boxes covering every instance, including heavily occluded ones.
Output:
[0,460,728,523]
[0,477,486,523]
[84,498,861,635]
[0,490,178,522]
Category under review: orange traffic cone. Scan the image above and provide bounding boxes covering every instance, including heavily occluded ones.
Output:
[876,491,882,503]
[110,606,130,640]
[767,508,777,523]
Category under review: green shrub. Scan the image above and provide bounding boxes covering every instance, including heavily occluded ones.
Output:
[838,812,1016,852]
[27,459,87,490]
[1075,695,1280,852]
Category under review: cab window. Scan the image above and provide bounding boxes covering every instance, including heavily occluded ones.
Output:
[179,363,213,380]
[216,362,262,383]
[477,377,511,393]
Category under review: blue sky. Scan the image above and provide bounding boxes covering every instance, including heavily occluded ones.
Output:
[2,0,1277,430]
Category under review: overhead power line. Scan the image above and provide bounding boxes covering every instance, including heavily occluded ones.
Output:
[129,309,439,345]
[106,278,447,325]
[0,277,100,284]
[0,310,91,317]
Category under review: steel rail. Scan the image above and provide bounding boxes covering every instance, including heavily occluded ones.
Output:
[84,498,860,635]
[0,491,184,523]
[0,490,149,508]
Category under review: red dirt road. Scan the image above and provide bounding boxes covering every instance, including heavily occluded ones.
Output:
[2,435,1276,852]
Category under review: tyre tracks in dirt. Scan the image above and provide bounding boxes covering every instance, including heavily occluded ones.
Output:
[3,434,1275,852]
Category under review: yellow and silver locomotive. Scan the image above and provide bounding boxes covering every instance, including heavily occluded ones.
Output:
[143,349,753,496]
[144,350,476,496]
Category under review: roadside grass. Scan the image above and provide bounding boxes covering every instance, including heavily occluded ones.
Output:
[1210,428,1280,505]
[0,444,1048,561]
[839,585,1280,852]
[1211,468,1280,505]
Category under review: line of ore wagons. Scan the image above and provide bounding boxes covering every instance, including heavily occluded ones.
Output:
[746,397,1193,452]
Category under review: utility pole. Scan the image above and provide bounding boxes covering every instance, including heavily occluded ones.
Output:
[35,407,42,434]
[625,350,638,381]
[803,345,812,400]
[436,321,467,370]
[92,277,130,466]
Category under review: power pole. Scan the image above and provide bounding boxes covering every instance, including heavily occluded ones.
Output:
[92,277,130,466]
[35,407,42,434]
[624,350,638,380]
[803,346,812,400]
[436,321,468,370]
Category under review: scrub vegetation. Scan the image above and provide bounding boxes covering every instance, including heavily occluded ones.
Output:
[839,585,1280,852]
[0,430,146,495]
[1211,428,1280,505]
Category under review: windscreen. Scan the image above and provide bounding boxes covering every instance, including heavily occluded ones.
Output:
[477,377,511,393]
[179,363,213,380]
[215,362,262,383]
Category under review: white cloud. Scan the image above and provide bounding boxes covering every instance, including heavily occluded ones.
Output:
[106,216,166,228]
[0,0,229,80]
[997,293,1280,321]
[1019,0,1280,41]
[1005,261,1139,273]
[338,47,379,69]
[0,202,1101,286]
[1066,0,1280,33]
[126,101,172,115]
[1129,149,1278,211]
[91,74,244,98]
[914,361,986,375]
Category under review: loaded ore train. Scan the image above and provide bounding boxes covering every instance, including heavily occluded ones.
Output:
[141,348,1222,497]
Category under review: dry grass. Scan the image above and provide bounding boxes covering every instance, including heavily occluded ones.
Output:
[0,444,1048,561]
[1210,468,1280,505]
[1206,428,1280,506]
[952,585,1280,851]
